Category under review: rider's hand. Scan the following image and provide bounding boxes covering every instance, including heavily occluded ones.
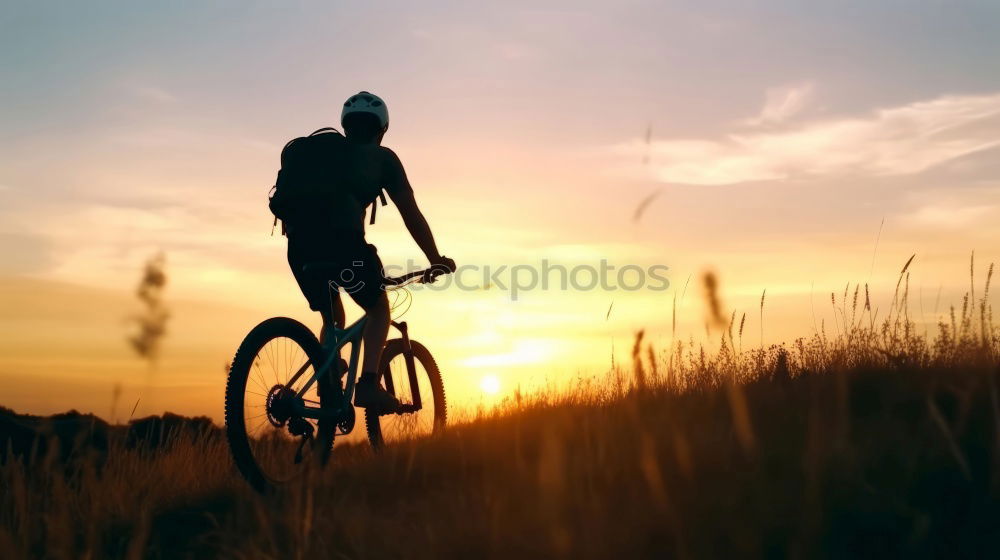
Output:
[431,255,456,273]
[425,255,456,283]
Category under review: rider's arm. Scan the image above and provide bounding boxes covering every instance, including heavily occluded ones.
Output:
[395,189,443,263]
[381,148,444,263]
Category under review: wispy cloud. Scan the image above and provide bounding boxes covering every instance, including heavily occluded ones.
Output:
[131,84,177,104]
[615,92,1000,185]
[902,202,996,229]
[461,339,554,367]
[495,41,538,61]
[745,82,814,126]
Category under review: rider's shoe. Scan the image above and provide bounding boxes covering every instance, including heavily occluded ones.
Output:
[354,373,399,414]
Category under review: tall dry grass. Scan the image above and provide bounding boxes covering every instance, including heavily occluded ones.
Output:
[2,260,999,558]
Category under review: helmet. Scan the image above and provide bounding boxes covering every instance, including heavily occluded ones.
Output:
[341,91,389,131]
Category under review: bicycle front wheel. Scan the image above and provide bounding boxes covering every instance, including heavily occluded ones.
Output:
[224,317,336,492]
[365,338,446,450]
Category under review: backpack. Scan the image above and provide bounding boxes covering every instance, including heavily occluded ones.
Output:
[268,127,387,235]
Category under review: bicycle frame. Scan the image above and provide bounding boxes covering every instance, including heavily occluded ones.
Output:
[276,265,440,421]
[308,315,366,392]
[283,314,422,420]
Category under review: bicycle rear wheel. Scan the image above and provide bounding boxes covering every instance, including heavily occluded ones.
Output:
[225,317,336,492]
[365,338,446,450]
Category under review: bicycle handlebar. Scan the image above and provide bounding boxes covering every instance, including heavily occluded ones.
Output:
[304,262,451,288]
[383,267,452,286]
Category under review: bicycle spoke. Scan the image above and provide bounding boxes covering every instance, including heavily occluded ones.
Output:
[264,343,279,387]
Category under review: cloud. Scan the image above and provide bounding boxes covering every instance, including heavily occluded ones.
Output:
[0,233,56,274]
[461,339,554,367]
[131,85,177,104]
[745,82,814,125]
[902,203,995,229]
[495,42,537,61]
[616,92,1000,185]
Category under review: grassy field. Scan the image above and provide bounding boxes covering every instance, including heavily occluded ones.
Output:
[2,266,999,559]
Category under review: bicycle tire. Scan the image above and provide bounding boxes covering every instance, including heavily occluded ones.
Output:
[365,338,447,450]
[225,317,336,492]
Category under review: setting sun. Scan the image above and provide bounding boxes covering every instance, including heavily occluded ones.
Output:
[479,374,501,395]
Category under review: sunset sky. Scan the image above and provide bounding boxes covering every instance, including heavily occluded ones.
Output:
[2,1,999,421]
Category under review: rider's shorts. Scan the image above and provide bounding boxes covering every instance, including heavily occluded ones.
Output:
[286,227,386,312]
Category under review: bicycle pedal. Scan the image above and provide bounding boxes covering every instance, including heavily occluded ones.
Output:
[293,436,310,464]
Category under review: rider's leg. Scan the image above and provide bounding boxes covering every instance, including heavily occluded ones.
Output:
[360,290,389,374]
[319,294,346,345]
[319,295,349,386]
[353,291,399,411]
[343,240,398,411]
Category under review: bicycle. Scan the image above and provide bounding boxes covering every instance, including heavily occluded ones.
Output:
[224,264,448,492]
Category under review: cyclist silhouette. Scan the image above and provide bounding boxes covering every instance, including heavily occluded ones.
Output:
[285,91,455,412]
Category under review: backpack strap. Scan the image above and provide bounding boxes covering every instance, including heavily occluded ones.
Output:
[368,190,388,225]
[309,127,341,136]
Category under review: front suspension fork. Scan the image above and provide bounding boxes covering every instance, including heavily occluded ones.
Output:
[390,320,422,411]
